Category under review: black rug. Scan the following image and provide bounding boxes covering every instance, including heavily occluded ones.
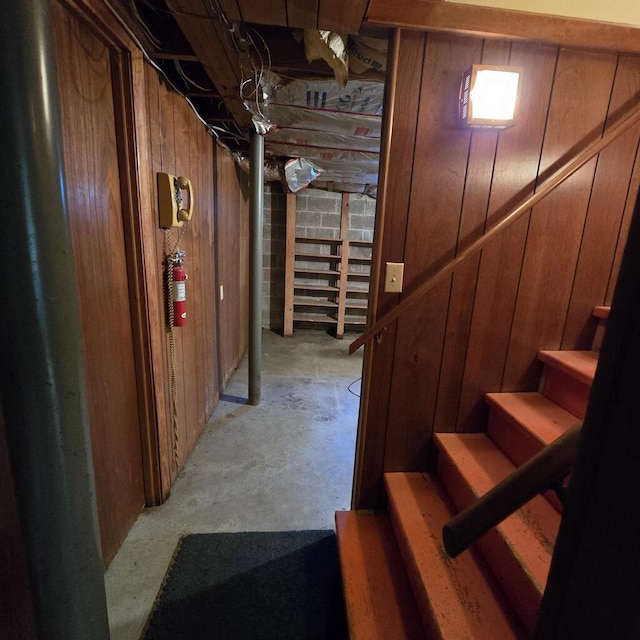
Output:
[141,530,348,640]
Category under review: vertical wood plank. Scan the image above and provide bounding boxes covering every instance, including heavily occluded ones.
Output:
[383,33,481,472]
[55,4,145,563]
[607,150,640,304]
[433,39,511,433]
[336,193,350,337]
[562,56,640,348]
[502,49,618,391]
[284,192,296,336]
[286,0,318,29]
[457,42,558,431]
[354,30,426,508]
[144,63,173,497]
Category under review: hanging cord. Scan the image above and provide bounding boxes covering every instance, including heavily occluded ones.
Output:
[163,224,189,472]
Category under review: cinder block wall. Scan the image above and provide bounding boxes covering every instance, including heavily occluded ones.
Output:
[263,184,376,330]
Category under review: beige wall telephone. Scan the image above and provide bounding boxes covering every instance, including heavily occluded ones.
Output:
[158,173,194,228]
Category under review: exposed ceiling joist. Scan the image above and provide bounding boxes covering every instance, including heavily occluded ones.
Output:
[168,0,253,130]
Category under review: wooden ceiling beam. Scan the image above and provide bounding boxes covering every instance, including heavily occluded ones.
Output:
[366,0,640,55]
[318,0,369,34]
[168,0,253,129]
[152,52,200,62]
[286,0,319,30]
[237,0,287,26]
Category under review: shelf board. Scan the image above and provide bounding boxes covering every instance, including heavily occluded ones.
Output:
[295,236,342,245]
[346,301,368,309]
[347,271,371,279]
[294,283,340,293]
[294,299,339,308]
[295,268,341,277]
[349,240,373,247]
[295,252,340,261]
[293,313,338,324]
[348,256,372,263]
[344,317,367,325]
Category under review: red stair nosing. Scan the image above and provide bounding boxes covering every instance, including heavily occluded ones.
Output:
[592,305,610,319]
[334,510,425,640]
[485,392,577,466]
[434,433,560,635]
[537,350,598,386]
[538,350,598,418]
[384,472,526,640]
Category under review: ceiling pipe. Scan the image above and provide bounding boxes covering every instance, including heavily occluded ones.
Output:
[249,130,265,405]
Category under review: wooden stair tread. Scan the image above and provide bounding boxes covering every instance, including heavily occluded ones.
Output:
[485,391,577,447]
[592,305,610,319]
[334,510,425,640]
[385,472,525,639]
[434,434,560,632]
[537,350,598,385]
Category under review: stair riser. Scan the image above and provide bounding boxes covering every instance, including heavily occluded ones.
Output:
[436,452,544,634]
[540,366,590,418]
[487,410,564,512]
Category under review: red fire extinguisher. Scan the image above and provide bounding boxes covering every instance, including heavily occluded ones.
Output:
[171,249,187,327]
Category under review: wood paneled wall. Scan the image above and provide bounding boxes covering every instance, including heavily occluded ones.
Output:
[143,63,249,493]
[355,29,640,507]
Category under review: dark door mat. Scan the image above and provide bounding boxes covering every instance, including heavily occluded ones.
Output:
[141,530,348,640]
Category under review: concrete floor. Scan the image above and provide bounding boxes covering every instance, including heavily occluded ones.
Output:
[104,329,363,640]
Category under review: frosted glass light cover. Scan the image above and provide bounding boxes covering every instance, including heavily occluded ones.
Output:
[460,65,523,128]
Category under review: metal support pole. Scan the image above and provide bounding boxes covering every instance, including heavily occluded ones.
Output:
[249,130,265,405]
[0,1,110,638]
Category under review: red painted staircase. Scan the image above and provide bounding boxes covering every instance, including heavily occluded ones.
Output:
[336,306,608,639]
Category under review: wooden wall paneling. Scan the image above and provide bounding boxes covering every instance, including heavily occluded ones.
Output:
[383,33,481,472]
[284,192,296,336]
[110,47,165,507]
[173,92,201,461]
[456,42,558,431]
[188,102,206,434]
[433,39,510,433]
[237,0,287,26]
[215,144,247,385]
[318,0,368,34]
[145,67,173,496]
[354,30,426,507]
[159,84,186,482]
[502,49,618,391]
[606,144,640,304]
[54,4,145,563]
[562,56,640,348]
[287,0,319,30]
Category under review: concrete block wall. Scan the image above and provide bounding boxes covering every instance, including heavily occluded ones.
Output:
[262,184,376,330]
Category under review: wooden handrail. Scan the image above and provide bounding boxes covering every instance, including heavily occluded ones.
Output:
[443,421,582,558]
[349,105,640,354]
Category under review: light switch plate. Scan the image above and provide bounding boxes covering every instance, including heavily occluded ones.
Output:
[384,262,404,293]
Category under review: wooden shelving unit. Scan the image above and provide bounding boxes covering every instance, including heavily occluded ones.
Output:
[284,193,372,338]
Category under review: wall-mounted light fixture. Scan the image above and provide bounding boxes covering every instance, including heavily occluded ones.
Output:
[460,64,523,129]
